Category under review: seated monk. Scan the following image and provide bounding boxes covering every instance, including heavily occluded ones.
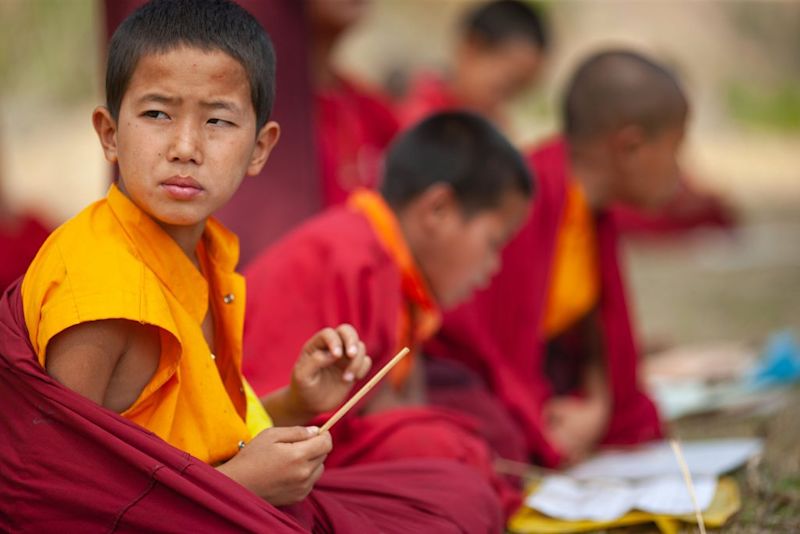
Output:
[1,2,502,531]
[399,0,548,134]
[399,0,734,239]
[310,0,400,206]
[428,49,694,467]
[243,111,533,518]
[0,208,49,292]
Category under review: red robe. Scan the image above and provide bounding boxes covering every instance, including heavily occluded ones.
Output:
[398,72,462,129]
[0,213,49,292]
[611,181,736,238]
[243,204,520,517]
[427,137,663,468]
[315,77,399,207]
[0,280,501,533]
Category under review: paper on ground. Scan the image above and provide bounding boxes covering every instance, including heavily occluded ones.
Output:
[524,439,761,522]
[526,475,718,522]
[566,438,763,481]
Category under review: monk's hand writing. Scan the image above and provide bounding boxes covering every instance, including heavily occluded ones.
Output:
[289,324,372,417]
[217,426,331,505]
[543,396,610,465]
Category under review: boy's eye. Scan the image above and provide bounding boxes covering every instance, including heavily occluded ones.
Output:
[207,118,234,127]
[143,110,169,120]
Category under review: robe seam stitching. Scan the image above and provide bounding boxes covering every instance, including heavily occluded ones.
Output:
[107,464,164,533]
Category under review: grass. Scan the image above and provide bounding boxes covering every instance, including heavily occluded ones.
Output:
[726,82,800,134]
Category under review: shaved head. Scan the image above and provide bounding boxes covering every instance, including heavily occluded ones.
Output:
[563,50,688,143]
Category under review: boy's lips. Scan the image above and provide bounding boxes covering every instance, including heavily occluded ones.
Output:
[160,176,204,200]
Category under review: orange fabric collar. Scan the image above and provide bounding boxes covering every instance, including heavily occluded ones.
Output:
[106,183,240,323]
[348,189,441,343]
[541,179,600,338]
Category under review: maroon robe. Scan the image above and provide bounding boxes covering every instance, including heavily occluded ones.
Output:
[611,179,736,238]
[316,77,399,207]
[397,72,462,129]
[427,137,663,468]
[243,206,521,517]
[0,279,501,533]
[0,213,49,292]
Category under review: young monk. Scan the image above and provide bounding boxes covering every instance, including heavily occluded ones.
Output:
[1,1,502,531]
[310,0,400,206]
[429,49,689,468]
[399,0,733,240]
[399,0,548,133]
[244,111,533,516]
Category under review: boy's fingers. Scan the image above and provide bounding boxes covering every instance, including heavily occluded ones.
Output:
[294,431,333,459]
[341,341,367,382]
[334,324,359,357]
[307,462,325,486]
[294,348,334,381]
[355,355,372,380]
[269,426,320,444]
[312,327,343,358]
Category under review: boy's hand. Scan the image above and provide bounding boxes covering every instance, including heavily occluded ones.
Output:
[543,396,610,465]
[288,324,372,418]
[217,426,331,505]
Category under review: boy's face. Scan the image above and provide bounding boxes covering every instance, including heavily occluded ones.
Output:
[612,122,685,210]
[93,47,279,236]
[458,37,545,114]
[416,187,530,309]
[309,0,370,34]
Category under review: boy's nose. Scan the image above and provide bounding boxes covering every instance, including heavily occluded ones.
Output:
[167,122,203,164]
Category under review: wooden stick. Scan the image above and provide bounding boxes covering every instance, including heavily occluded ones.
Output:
[670,439,707,534]
[320,347,410,433]
[493,457,559,481]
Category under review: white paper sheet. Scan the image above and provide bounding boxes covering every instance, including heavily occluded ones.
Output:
[524,439,761,522]
[526,475,718,522]
[566,438,763,481]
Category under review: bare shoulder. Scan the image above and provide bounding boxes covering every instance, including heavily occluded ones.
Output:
[46,319,160,412]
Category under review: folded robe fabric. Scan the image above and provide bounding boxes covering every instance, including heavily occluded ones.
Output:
[0,280,503,533]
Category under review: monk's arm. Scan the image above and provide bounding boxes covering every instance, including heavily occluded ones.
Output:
[261,387,315,427]
[582,311,611,407]
[45,319,159,411]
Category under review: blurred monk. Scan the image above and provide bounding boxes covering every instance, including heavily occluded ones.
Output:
[429,49,695,467]
[310,0,400,206]
[399,0,548,133]
[244,111,533,517]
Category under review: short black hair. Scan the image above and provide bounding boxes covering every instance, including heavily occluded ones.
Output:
[381,111,534,215]
[563,49,688,142]
[463,0,549,50]
[106,0,275,128]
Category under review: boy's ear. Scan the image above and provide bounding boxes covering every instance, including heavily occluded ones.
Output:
[416,183,460,232]
[247,120,281,176]
[92,106,119,164]
[611,123,647,157]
